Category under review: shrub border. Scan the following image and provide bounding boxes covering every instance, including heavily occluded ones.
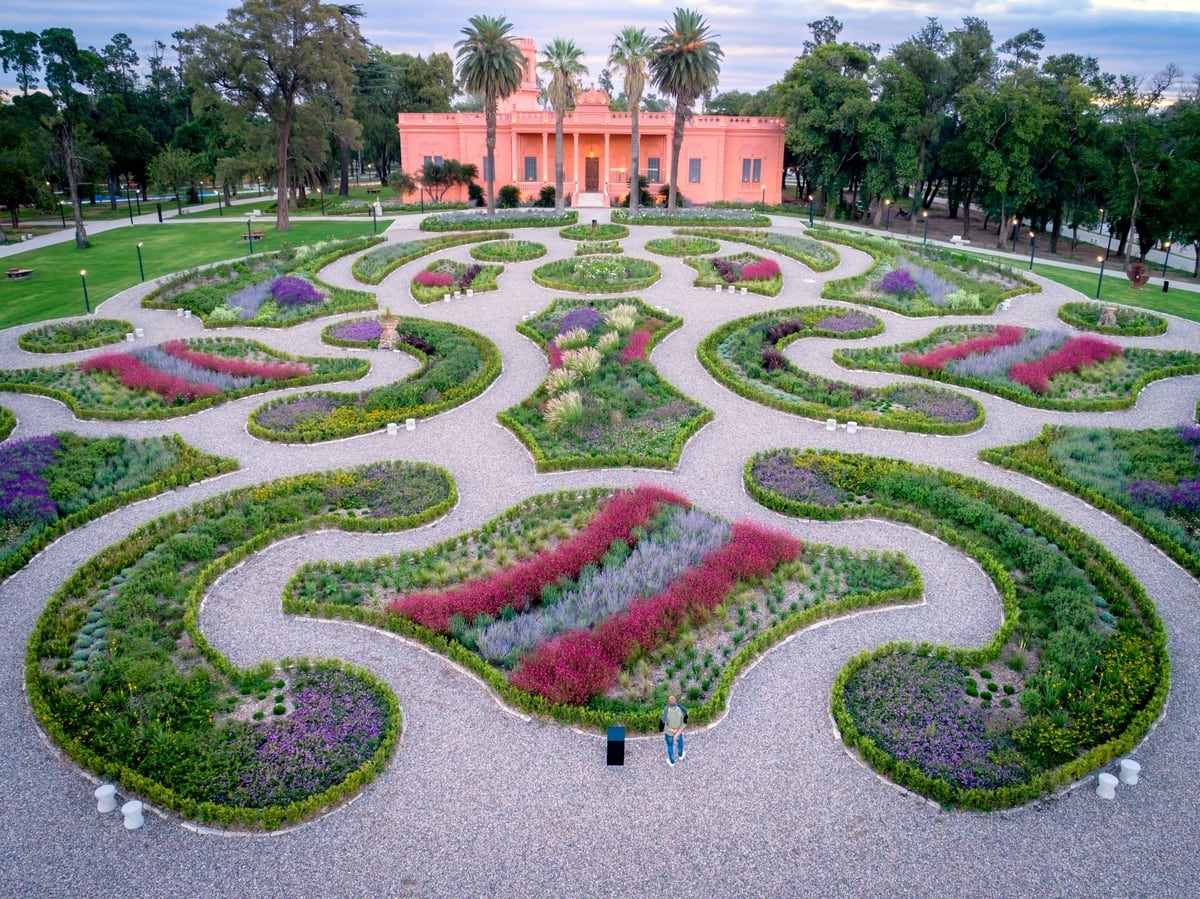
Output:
[530,256,662,294]
[611,209,772,228]
[469,240,548,263]
[18,319,134,354]
[674,227,840,273]
[0,405,13,441]
[351,232,510,285]
[1057,301,1169,337]
[419,211,577,232]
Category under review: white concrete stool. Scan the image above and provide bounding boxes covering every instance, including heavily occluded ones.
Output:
[825,418,837,431]
[405,418,416,431]
[444,294,451,302]
[1119,759,1141,785]
[386,422,398,436]
[125,333,135,342]
[134,328,144,338]
[94,784,117,813]
[121,799,144,830]
[713,284,721,293]
[846,421,858,435]
[1096,772,1118,800]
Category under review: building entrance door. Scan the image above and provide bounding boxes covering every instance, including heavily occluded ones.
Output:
[585,158,600,192]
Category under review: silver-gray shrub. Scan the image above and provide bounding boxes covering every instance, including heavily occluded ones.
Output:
[225,281,275,320]
[907,262,956,307]
[947,330,1069,378]
[474,507,731,664]
[133,346,260,392]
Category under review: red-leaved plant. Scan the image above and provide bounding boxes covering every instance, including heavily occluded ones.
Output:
[509,521,802,704]
[1007,335,1122,393]
[900,325,1024,371]
[161,341,310,380]
[80,352,217,403]
[415,270,455,288]
[389,485,690,632]
[619,329,652,364]
[740,258,781,281]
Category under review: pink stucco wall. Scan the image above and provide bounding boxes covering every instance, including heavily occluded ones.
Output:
[398,39,785,207]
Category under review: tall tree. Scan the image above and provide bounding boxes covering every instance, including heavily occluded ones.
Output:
[650,7,723,214]
[182,0,367,230]
[609,27,654,215]
[455,15,524,216]
[539,38,587,215]
[0,30,41,95]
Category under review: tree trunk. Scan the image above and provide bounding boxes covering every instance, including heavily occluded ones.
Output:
[554,113,565,215]
[338,138,351,197]
[108,174,119,211]
[484,98,497,215]
[667,103,686,214]
[276,114,292,231]
[1125,190,1141,265]
[1049,204,1063,255]
[629,106,641,216]
[908,138,928,233]
[61,124,89,248]
[994,195,1007,250]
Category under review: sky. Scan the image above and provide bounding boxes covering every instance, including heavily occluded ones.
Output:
[4,0,1198,98]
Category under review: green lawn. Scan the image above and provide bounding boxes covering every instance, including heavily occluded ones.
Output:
[1031,263,1199,324]
[1,220,383,329]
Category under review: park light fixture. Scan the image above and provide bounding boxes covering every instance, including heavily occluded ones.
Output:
[1011,217,1020,253]
[922,210,929,245]
[1028,230,1037,270]
[136,242,145,281]
[246,213,256,254]
[884,199,891,231]
[808,194,814,226]
[1095,254,1106,299]
[80,270,90,314]
[1161,241,1172,277]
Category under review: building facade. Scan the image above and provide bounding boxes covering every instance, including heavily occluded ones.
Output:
[397,38,786,208]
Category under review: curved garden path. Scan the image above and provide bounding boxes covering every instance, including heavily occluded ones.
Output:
[1,212,1198,897]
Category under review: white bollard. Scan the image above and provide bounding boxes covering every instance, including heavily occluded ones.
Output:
[125,333,135,342]
[455,290,462,298]
[714,284,722,293]
[846,421,858,435]
[825,418,837,432]
[183,309,192,319]
[95,784,117,813]
[1119,759,1141,785]
[466,288,474,297]
[444,294,451,302]
[121,799,144,829]
[386,422,398,436]
[176,308,184,317]
[405,417,416,431]
[728,285,737,294]
[134,328,144,338]
[1096,772,1118,800]
[740,287,747,294]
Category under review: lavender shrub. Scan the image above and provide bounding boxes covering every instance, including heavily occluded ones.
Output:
[947,330,1069,379]
[907,263,955,307]
[473,507,731,664]
[133,346,260,392]
[254,394,345,430]
[559,307,604,334]
[0,435,62,523]
[329,320,382,343]
[751,451,846,506]
[813,312,877,333]
[887,386,979,423]
[226,281,275,320]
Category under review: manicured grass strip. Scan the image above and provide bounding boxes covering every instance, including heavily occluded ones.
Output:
[0,221,383,330]
[746,448,1168,810]
[27,460,455,829]
[698,307,984,434]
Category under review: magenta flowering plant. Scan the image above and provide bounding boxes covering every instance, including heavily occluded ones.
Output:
[414,270,455,287]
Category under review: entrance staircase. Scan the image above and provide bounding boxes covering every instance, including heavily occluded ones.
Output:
[574,192,608,209]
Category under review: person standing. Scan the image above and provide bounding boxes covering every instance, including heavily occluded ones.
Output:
[660,695,687,767]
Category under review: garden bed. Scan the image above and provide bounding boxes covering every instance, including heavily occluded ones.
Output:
[575,241,623,256]
[835,324,1200,410]
[674,227,838,272]
[0,432,236,582]
[809,226,1038,314]
[0,337,368,420]
[560,223,629,241]
[686,252,782,296]
[352,232,508,284]
[420,210,577,232]
[1057,301,1168,336]
[410,259,502,303]
[644,236,720,257]
[251,319,500,442]
[981,423,1200,578]
[745,448,1168,809]
[26,460,455,829]
[497,298,711,471]
[143,236,383,326]
[470,239,547,263]
[698,307,984,434]
[285,486,920,729]
[612,208,770,227]
[532,255,661,293]
[19,319,133,353]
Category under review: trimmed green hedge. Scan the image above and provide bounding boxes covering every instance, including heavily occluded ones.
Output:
[248,319,501,443]
[674,227,839,272]
[698,308,985,434]
[18,319,133,353]
[560,223,629,241]
[351,232,509,284]
[26,462,456,829]
[420,210,577,231]
[685,252,782,296]
[612,208,772,228]
[0,405,13,441]
[746,448,1170,810]
[283,489,923,733]
[531,256,661,293]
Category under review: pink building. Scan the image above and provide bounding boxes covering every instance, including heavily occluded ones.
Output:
[397,38,786,208]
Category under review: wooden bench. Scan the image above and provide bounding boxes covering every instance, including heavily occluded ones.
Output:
[948,234,971,246]
[6,268,33,280]
[365,188,381,194]
[240,232,265,241]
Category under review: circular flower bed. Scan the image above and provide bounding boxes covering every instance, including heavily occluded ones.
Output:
[18,319,133,353]
[560,222,629,241]
[470,239,547,262]
[645,236,719,257]
[532,255,660,293]
[1057,301,1168,336]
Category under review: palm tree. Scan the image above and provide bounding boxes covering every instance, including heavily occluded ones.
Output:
[650,8,723,213]
[608,27,654,215]
[455,15,524,215]
[538,38,587,215]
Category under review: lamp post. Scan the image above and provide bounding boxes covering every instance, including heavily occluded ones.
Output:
[1028,230,1037,270]
[1095,255,1106,299]
[884,199,891,231]
[216,178,223,217]
[246,214,255,254]
[1098,207,1105,237]
[807,194,814,226]
[1161,241,1172,277]
[59,203,67,228]
[922,211,929,245]
[1010,217,1019,253]
[80,270,91,314]
[761,186,766,215]
[126,192,135,225]
[1104,222,1115,259]
[136,242,145,282]
[371,201,378,234]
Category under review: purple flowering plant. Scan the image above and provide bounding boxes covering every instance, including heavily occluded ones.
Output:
[271,276,324,307]
[751,451,846,507]
[880,269,917,295]
[0,435,63,524]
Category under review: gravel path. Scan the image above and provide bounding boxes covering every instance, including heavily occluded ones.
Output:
[2,211,1199,898]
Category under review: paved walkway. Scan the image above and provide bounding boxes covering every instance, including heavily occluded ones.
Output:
[1,211,1198,897]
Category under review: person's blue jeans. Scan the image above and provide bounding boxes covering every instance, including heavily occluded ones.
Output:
[665,731,684,763]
